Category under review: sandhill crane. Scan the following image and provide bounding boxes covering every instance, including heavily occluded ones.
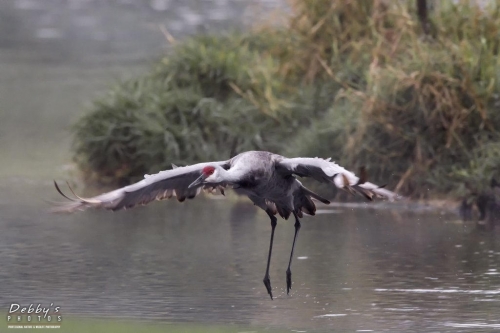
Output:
[53,151,398,299]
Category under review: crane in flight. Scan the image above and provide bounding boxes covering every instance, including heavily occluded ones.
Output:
[53,151,398,299]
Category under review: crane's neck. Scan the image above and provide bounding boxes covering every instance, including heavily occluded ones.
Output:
[218,166,244,184]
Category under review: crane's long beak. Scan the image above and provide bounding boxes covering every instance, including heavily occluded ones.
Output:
[188,174,205,189]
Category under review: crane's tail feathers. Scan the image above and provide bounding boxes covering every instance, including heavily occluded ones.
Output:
[301,186,330,205]
[291,185,331,218]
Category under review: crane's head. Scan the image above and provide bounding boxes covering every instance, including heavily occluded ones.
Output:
[188,165,220,188]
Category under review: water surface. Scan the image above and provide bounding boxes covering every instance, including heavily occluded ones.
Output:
[2,184,500,332]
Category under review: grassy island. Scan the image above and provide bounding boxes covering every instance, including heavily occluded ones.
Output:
[73,0,500,199]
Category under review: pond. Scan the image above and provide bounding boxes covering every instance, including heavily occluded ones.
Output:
[1,186,500,332]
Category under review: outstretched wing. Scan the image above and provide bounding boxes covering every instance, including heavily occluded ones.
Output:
[275,157,400,201]
[52,161,230,212]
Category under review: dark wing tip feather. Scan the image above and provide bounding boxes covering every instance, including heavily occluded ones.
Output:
[54,181,76,202]
[52,181,95,213]
[357,187,374,201]
[318,198,331,205]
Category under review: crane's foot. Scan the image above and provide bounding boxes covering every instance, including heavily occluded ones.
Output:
[286,268,292,294]
[263,275,273,300]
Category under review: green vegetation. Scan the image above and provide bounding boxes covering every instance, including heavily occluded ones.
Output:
[73,34,311,185]
[73,0,500,198]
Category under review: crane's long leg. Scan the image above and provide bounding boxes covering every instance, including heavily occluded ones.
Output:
[286,212,301,294]
[263,211,277,300]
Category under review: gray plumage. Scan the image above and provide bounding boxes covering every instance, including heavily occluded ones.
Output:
[52,151,398,215]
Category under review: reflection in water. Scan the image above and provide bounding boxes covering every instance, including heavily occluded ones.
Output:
[228,200,258,279]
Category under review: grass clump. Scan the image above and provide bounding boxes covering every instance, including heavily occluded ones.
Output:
[73,34,301,185]
[73,0,500,198]
[273,0,500,198]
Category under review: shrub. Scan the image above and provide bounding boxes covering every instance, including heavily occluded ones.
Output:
[73,0,500,198]
[72,34,308,185]
[279,0,500,197]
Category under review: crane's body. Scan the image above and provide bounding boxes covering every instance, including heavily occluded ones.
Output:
[54,151,398,299]
[213,151,328,218]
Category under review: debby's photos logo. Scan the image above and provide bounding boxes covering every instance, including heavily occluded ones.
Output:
[6,303,62,329]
